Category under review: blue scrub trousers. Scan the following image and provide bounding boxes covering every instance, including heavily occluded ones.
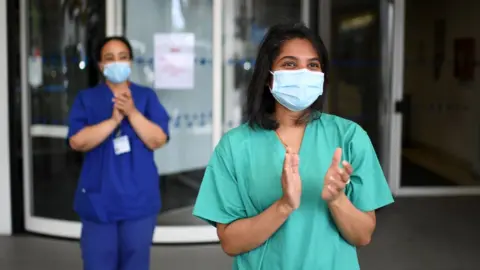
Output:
[80,215,157,270]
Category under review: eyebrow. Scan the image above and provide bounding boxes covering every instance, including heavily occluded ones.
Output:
[278,56,321,62]
[103,52,129,57]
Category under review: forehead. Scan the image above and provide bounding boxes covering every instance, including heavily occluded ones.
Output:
[102,40,129,54]
[278,38,318,57]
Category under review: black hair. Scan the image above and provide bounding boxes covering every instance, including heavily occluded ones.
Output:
[95,36,134,62]
[244,22,330,130]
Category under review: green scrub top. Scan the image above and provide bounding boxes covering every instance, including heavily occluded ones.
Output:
[193,113,394,270]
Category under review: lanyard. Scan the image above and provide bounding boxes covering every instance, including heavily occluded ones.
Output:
[115,125,122,137]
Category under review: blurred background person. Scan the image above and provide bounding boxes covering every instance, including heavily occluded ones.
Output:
[67,36,170,270]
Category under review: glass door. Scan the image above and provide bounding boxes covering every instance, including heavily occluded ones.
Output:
[320,0,396,182]
[392,0,480,196]
[21,0,108,237]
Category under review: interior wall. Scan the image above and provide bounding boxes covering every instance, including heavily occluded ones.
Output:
[404,0,480,172]
[0,0,12,235]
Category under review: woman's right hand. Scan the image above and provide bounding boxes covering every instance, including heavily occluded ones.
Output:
[111,107,124,124]
[279,147,302,212]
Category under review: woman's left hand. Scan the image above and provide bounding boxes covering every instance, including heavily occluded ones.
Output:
[114,91,138,117]
[321,148,353,202]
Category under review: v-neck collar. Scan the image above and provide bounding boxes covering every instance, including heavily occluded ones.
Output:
[271,122,312,157]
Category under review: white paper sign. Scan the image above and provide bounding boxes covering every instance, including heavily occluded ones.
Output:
[28,55,43,88]
[154,33,195,90]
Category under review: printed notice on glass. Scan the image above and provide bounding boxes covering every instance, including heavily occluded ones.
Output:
[154,33,195,90]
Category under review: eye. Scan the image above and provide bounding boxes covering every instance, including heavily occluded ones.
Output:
[308,62,321,68]
[282,61,296,68]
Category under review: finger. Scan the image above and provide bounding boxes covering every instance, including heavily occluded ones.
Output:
[115,102,125,109]
[336,167,350,183]
[330,148,342,168]
[327,184,338,196]
[115,96,128,103]
[291,153,299,166]
[115,92,129,99]
[114,98,127,105]
[291,154,299,174]
[114,104,122,111]
[284,152,292,171]
[342,161,353,175]
[115,102,126,110]
[328,175,345,191]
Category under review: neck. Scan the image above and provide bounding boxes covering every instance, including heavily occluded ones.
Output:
[275,103,305,128]
[106,81,129,94]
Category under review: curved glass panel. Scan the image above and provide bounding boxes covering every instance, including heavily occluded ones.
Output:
[28,0,105,221]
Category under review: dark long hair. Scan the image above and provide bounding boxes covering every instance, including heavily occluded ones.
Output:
[244,22,330,130]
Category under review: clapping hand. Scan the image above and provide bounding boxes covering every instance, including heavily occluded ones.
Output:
[113,91,137,117]
[279,147,302,211]
[321,148,353,202]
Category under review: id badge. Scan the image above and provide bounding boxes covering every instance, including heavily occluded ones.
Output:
[113,135,131,155]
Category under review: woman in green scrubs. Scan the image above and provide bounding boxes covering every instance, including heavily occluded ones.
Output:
[193,22,394,270]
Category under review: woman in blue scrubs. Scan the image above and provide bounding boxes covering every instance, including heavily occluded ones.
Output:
[67,36,170,270]
[193,23,394,269]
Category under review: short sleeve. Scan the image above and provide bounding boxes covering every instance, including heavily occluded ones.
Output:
[345,128,394,212]
[145,90,170,140]
[67,92,88,140]
[193,135,247,226]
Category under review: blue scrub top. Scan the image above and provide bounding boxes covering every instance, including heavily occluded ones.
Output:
[67,83,170,223]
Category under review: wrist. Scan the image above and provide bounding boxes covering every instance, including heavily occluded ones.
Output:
[276,199,294,217]
[327,193,348,208]
[109,117,121,126]
[127,108,140,118]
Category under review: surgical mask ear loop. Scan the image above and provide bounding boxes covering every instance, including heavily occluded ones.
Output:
[268,70,275,91]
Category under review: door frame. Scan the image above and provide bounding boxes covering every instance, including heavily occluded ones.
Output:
[0,0,12,235]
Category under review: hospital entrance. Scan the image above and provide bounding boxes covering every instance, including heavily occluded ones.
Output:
[395,0,480,194]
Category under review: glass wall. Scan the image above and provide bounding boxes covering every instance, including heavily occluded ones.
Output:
[124,0,213,226]
[27,0,105,221]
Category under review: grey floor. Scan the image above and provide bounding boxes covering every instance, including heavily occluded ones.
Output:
[1,197,479,270]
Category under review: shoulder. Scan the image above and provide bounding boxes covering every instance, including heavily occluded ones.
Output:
[314,113,369,143]
[130,83,156,97]
[217,124,251,147]
[215,123,257,153]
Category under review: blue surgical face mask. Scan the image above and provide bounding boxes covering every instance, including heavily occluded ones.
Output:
[103,62,132,84]
[270,69,325,112]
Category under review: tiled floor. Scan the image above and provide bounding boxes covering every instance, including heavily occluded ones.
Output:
[1,197,479,270]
